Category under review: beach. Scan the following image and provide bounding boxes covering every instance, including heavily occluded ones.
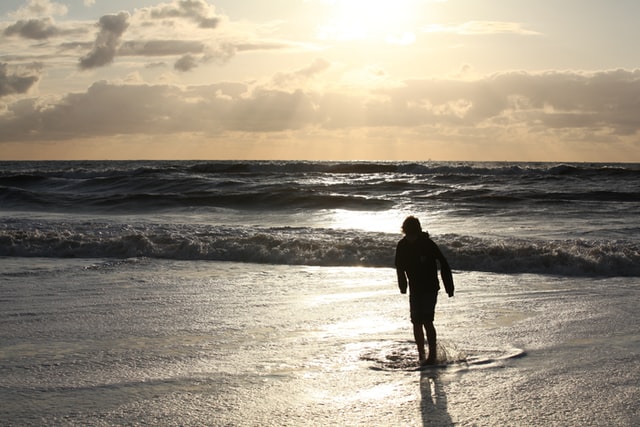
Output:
[1,160,639,425]
[1,258,638,426]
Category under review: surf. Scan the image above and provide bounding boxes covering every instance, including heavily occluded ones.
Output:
[2,218,638,276]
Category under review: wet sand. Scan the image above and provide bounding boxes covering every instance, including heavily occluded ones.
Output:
[1,259,638,425]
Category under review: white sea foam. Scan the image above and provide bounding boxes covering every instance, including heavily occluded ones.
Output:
[1,217,638,276]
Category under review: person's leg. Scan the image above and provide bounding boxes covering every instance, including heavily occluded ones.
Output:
[413,322,426,361]
[425,321,437,364]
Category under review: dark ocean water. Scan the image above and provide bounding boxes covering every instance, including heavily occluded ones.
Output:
[1,160,639,276]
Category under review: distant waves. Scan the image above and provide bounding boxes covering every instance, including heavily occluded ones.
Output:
[1,160,638,213]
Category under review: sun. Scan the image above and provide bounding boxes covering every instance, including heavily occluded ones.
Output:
[317,0,418,44]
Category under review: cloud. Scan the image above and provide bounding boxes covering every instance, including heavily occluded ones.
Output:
[271,58,332,88]
[79,12,130,70]
[4,17,61,39]
[118,40,206,57]
[144,0,222,29]
[71,2,249,71]
[2,0,306,76]
[373,69,640,136]
[0,63,41,97]
[2,67,639,146]
[424,21,541,36]
[165,40,303,72]
[293,57,332,79]
[174,54,198,71]
[8,0,68,19]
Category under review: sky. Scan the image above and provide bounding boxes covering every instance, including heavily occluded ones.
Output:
[1,0,640,161]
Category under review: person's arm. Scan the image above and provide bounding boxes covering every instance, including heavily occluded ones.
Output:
[433,241,454,297]
[395,244,408,294]
[439,258,454,297]
[397,268,408,294]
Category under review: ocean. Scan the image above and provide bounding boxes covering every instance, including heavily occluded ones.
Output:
[1,160,638,426]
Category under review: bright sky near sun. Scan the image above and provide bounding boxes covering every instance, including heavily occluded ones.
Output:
[1,0,640,161]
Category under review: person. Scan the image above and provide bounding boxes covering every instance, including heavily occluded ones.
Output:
[395,216,454,365]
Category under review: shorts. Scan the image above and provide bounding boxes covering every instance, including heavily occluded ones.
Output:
[409,291,438,324]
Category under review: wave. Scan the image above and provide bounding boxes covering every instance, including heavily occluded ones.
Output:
[1,220,638,277]
[0,186,392,212]
[2,160,639,177]
[184,160,640,178]
[2,160,638,214]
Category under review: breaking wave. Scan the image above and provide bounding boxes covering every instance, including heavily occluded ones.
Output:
[1,220,638,277]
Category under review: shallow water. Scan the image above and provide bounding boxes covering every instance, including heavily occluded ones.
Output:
[1,258,638,426]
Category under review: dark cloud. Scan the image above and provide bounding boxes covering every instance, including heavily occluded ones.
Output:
[234,41,307,52]
[2,68,640,142]
[79,11,130,69]
[0,63,40,97]
[199,17,220,29]
[193,40,302,67]
[2,1,292,74]
[4,17,60,39]
[118,40,206,57]
[0,79,314,139]
[162,39,299,68]
[147,0,222,29]
[0,81,186,139]
[227,88,318,132]
[376,69,640,135]
[70,1,250,70]
[174,54,198,72]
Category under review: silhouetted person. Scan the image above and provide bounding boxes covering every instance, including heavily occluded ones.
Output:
[395,216,454,365]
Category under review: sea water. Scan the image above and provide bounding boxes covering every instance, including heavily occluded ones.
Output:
[1,161,639,425]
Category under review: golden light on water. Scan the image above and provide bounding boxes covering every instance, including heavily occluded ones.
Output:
[320,316,402,338]
[328,209,404,233]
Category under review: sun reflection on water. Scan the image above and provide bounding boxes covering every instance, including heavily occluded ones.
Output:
[319,316,402,338]
[327,209,404,233]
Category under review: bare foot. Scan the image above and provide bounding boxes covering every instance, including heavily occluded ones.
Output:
[421,357,436,366]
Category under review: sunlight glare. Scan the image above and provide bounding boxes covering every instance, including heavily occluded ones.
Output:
[317,0,418,44]
[329,209,402,233]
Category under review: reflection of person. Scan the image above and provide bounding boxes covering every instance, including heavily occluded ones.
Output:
[395,216,454,365]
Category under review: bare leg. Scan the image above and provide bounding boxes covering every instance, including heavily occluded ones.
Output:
[425,321,437,364]
[413,323,426,361]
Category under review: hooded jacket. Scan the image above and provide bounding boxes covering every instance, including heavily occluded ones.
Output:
[395,232,454,297]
